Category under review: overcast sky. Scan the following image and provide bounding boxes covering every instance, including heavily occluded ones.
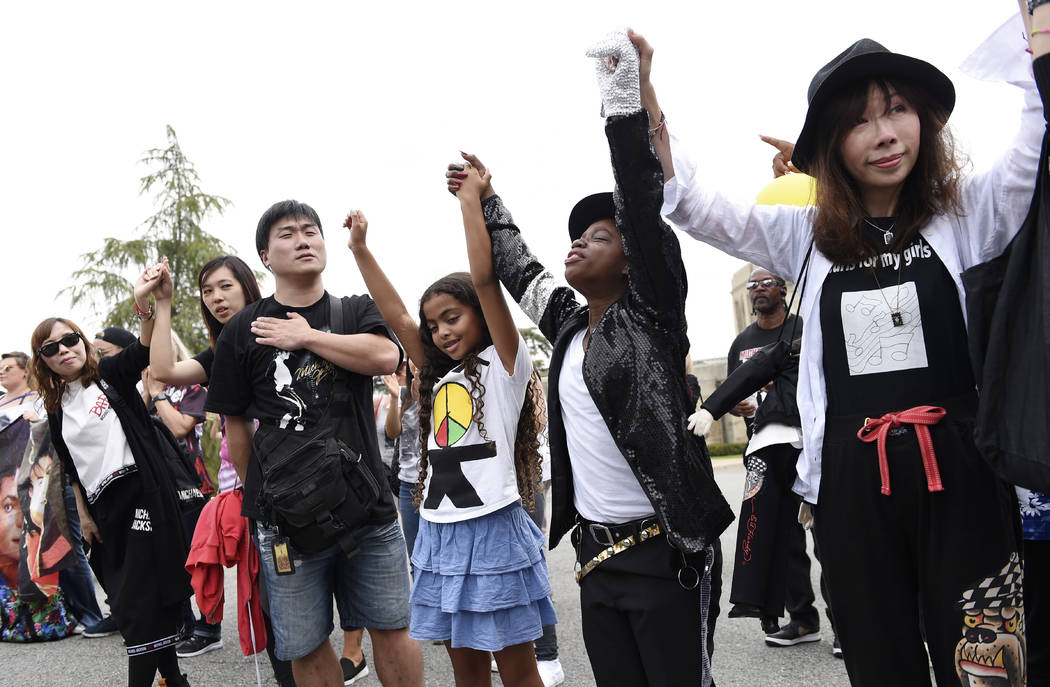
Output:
[1,1,1025,363]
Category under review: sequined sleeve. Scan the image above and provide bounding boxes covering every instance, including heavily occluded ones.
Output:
[481,195,584,343]
[605,111,687,329]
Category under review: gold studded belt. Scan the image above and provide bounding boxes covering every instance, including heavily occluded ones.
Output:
[574,518,662,583]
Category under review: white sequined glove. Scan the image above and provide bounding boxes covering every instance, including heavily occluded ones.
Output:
[585,29,641,117]
[687,407,714,438]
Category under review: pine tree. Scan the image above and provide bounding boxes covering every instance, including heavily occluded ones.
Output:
[64,125,238,353]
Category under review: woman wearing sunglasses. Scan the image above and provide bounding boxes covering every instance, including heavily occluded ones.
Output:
[29,262,193,687]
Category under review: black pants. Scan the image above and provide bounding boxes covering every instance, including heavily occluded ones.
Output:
[1026,538,1050,687]
[575,525,711,687]
[814,401,1025,687]
[88,475,185,686]
[729,444,820,627]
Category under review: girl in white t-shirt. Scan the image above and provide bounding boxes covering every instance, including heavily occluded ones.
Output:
[349,192,552,685]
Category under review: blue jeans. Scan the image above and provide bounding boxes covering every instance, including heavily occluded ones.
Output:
[257,519,411,661]
[58,481,104,627]
[398,480,420,560]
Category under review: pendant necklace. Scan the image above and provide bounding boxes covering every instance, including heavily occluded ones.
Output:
[863,217,895,246]
[869,253,905,327]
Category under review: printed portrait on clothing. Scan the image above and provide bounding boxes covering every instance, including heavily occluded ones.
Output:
[954,553,1025,686]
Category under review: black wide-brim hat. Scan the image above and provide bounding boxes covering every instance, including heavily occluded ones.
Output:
[568,192,615,241]
[791,39,955,174]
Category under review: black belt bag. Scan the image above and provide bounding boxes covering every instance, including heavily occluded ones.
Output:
[253,421,380,557]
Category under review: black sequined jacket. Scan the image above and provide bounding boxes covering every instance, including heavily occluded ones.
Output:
[481,111,734,554]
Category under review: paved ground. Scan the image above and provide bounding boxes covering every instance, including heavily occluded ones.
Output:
[1,460,853,686]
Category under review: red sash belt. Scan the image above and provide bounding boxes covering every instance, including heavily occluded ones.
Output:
[857,406,947,496]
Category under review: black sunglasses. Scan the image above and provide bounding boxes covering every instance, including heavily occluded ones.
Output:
[38,332,82,358]
[746,278,782,290]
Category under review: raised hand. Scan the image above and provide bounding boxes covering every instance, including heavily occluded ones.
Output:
[456,164,492,202]
[585,29,641,117]
[381,373,401,396]
[133,257,170,306]
[760,135,799,178]
[446,152,492,198]
[627,29,653,88]
[345,210,368,253]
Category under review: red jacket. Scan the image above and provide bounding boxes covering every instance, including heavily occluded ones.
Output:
[185,490,266,655]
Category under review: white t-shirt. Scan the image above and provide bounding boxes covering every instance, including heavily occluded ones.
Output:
[0,393,44,431]
[421,335,532,523]
[560,329,654,523]
[61,380,136,503]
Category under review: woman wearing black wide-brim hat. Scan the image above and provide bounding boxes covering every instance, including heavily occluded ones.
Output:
[657,5,1044,685]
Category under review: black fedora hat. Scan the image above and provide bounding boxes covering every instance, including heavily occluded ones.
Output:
[568,192,615,241]
[791,39,955,174]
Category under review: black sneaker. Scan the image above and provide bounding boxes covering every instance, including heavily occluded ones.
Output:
[82,616,119,638]
[764,621,821,647]
[340,656,370,685]
[175,634,223,658]
[832,635,843,658]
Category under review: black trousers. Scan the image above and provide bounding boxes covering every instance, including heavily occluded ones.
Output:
[729,443,820,627]
[814,401,1025,687]
[575,526,712,687]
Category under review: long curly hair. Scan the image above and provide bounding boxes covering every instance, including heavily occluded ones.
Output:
[30,318,100,414]
[413,273,544,511]
[807,78,964,265]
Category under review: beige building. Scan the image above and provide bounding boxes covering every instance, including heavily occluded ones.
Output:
[689,263,798,448]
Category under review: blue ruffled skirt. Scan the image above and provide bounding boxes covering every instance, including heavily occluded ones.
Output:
[409,502,557,651]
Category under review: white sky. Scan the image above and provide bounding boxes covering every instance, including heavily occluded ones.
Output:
[0,1,1024,362]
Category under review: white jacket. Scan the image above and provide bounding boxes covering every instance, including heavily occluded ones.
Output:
[661,17,1043,503]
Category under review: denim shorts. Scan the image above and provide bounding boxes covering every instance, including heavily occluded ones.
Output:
[256,519,411,661]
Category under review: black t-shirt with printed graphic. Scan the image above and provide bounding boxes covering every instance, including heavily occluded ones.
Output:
[206,292,399,522]
[727,314,803,376]
[819,218,974,417]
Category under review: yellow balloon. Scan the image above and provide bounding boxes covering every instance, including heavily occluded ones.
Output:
[755,173,817,206]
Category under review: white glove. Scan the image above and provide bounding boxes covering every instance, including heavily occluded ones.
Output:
[585,29,641,117]
[798,502,814,531]
[687,407,714,438]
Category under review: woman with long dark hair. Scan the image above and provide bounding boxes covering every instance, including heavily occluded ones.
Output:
[30,264,192,687]
[657,7,1042,684]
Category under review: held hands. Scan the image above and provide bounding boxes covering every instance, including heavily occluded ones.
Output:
[687,406,714,437]
[586,29,642,117]
[251,312,313,350]
[627,30,653,88]
[446,152,493,199]
[730,400,758,417]
[759,135,798,178]
[345,210,368,253]
[142,367,166,398]
[133,257,173,306]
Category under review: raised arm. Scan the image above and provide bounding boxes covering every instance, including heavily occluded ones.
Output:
[446,157,583,344]
[346,210,427,369]
[631,31,673,183]
[587,30,688,324]
[144,261,209,386]
[132,259,167,349]
[455,165,520,374]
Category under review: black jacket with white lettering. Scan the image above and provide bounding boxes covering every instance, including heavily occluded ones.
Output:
[48,341,191,608]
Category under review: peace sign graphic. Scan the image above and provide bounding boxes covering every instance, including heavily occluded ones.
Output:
[434,382,472,447]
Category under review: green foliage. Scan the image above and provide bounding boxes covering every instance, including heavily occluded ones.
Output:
[707,442,748,457]
[519,326,552,372]
[63,125,244,353]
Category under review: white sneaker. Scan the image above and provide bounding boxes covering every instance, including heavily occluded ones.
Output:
[537,659,565,687]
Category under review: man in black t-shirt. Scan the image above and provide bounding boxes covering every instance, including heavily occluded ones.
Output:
[205,200,422,686]
[724,268,826,649]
